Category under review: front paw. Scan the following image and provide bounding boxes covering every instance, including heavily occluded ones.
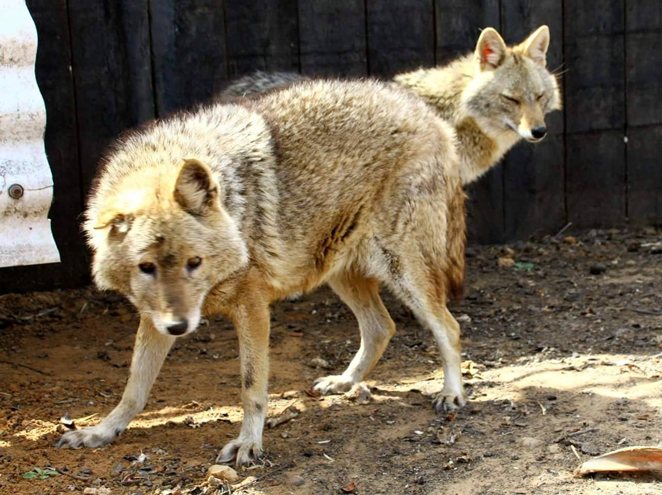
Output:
[433,390,466,414]
[313,374,354,395]
[56,425,119,449]
[216,437,263,467]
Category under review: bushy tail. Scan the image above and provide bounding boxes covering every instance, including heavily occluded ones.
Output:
[218,71,309,102]
[445,184,467,302]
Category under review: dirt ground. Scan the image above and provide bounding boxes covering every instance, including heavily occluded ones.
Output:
[1,227,661,495]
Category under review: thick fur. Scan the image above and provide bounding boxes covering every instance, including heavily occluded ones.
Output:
[219,70,306,101]
[220,26,561,184]
[57,80,467,466]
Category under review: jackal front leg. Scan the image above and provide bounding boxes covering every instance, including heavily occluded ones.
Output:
[216,302,270,466]
[57,316,174,448]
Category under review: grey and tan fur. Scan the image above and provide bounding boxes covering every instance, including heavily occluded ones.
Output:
[219,26,561,184]
[57,80,466,466]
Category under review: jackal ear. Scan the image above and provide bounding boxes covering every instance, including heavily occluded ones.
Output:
[521,25,550,67]
[174,158,220,216]
[475,27,507,70]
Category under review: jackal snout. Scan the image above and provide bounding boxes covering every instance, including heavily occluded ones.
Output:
[517,105,548,143]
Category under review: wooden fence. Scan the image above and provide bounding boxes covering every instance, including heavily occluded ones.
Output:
[1,0,660,292]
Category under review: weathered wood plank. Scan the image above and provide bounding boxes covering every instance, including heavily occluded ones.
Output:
[564,0,625,134]
[566,131,626,227]
[1,0,87,292]
[224,0,299,77]
[564,0,626,226]
[625,1,662,223]
[627,126,662,223]
[625,0,662,127]
[500,0,565,239]
[298,0,367,76]
[435,0,502,243]
[434,0,500,64]
[366,0,434,77]
[150,0,227,115]
[68,0,155,192]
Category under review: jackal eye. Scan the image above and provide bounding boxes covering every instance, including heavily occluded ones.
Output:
[187,256,202,271]
[500,94,520,105]
[536,93,545,101]
[138,262,156,275]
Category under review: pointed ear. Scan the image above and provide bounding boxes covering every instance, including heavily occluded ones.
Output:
[174,158,219,215]
[475,27,507,70]
[521,25,550,66]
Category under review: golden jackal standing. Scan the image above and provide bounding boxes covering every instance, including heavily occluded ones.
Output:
[57,80,466,465]
[221,26,562,184]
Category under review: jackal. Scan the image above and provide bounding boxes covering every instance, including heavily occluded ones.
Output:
[220,26,561,184]
[57,80,466,465]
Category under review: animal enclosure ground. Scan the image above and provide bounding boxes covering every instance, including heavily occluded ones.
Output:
[1,228,661,495]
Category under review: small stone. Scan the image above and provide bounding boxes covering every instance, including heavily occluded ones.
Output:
[456,314,472,324]
[520,437,543,448]
[281,390,299,399]
[207,475,223,487]
[626,241,640,252]
[309,357,332,369]
[498,257,515,268]
[83,489,111,495]
[502,247,516,257]
[547,443,561,454]
[207,464,239,483]
[286,474,305,487]
[589,263,606,275]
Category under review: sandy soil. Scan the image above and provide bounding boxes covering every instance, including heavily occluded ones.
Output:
[1,227,661,495]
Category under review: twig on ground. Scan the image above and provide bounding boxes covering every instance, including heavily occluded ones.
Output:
[0,360,50,376]
[554,426,597,444]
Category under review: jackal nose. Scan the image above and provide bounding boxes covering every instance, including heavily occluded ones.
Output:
[166,319,188,336]
[531,126,547,139]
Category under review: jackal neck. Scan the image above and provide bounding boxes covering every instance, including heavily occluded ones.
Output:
[395,56,510,184]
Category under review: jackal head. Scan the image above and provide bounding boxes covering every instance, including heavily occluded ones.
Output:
[462,25,561,143]
[88,158,249,337]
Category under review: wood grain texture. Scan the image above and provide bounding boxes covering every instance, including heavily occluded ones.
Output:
[566,131,626,227]
[625,0,662,127]
[366,0,434,77]
[225,0,299,77]
[150,0,227,115]
[564,0,626,227]
[68,0,155,191]
[434,0,500,64]
[298,0,367,76]
[625,1,662,223]
[627,126,662,223]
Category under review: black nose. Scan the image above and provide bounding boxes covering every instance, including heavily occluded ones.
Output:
[167,319,188,335]
[531,126,547,139]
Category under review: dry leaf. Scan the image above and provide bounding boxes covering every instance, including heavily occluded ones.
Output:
[575,446,662,476]
[341,480,357,493]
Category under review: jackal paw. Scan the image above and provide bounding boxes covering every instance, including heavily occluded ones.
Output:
[56,425,120,449]
[313,375,354,395]
[216,438,263,467]
[433,391,466,414]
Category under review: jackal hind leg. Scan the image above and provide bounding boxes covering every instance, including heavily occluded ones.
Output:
[313,272,395,395]
[384,253,466,413]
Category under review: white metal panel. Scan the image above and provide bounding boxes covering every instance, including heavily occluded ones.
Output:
[0,0,60,267]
